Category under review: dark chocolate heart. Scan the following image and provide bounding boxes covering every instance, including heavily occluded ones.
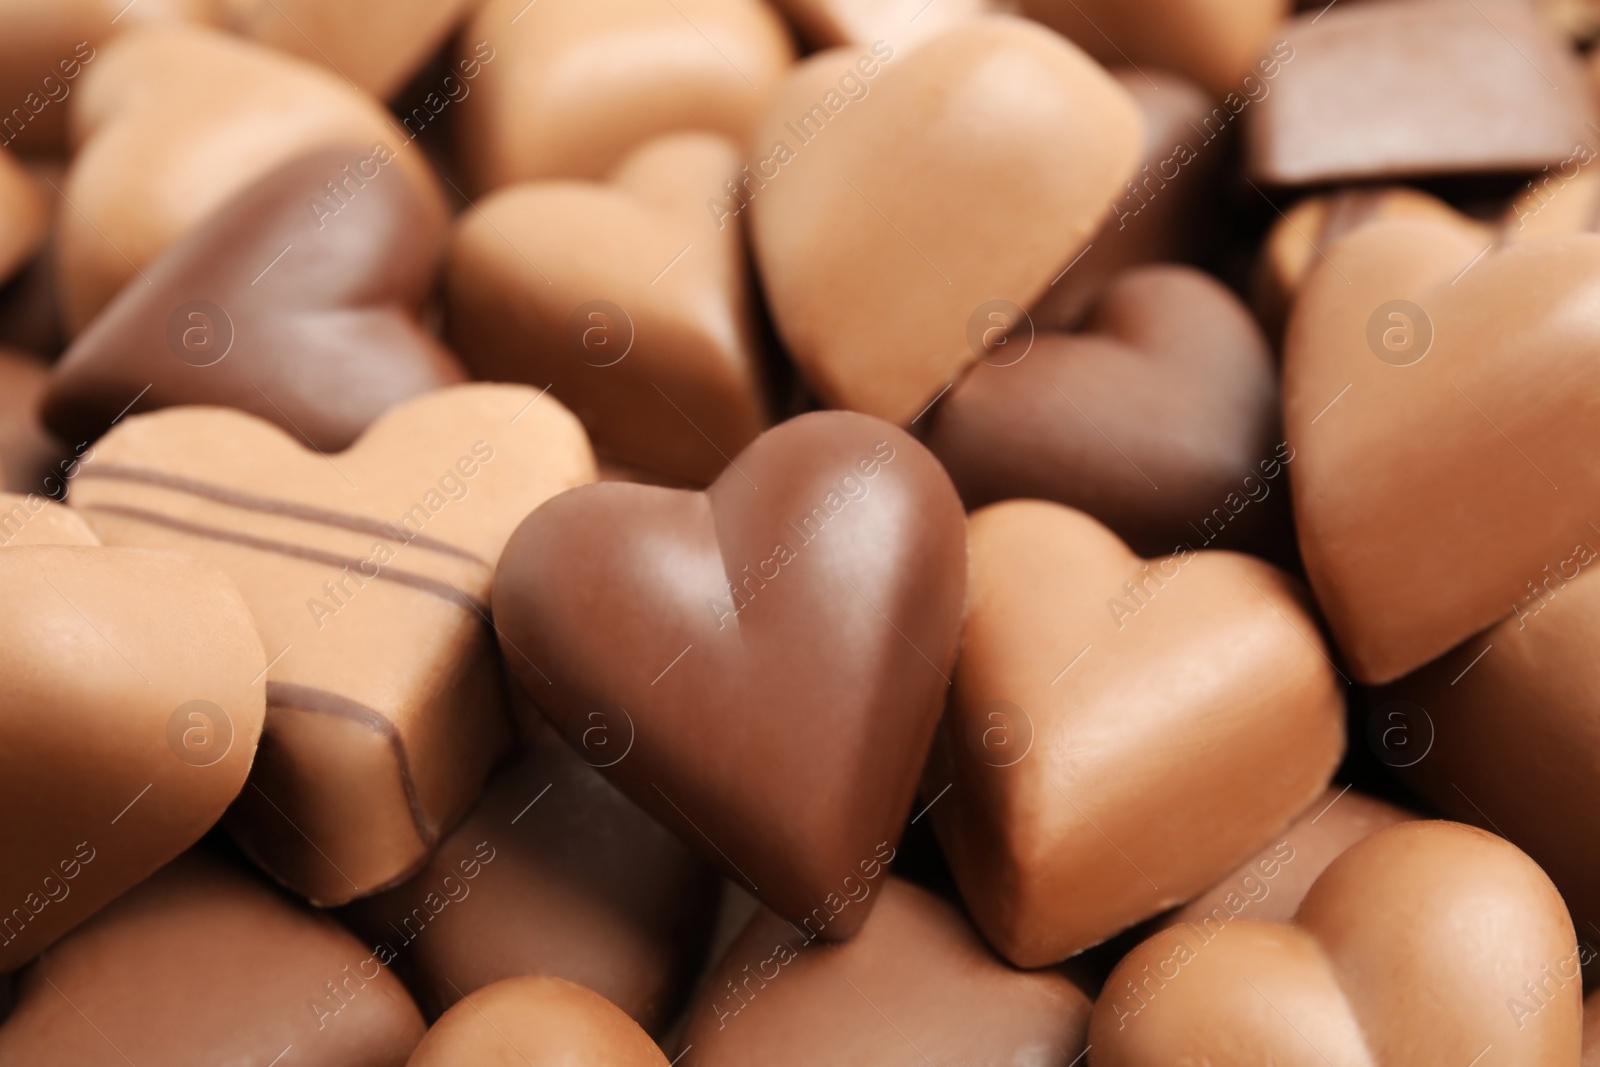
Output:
[925,265,1282,557]
[43,144,465,452]
[491,411,966,939]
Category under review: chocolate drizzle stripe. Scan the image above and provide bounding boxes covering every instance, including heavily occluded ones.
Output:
[79,503,489,614]
[76,463,488,566]
[264,681,435,850]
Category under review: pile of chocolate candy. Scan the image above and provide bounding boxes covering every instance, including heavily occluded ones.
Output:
[2,0,1599,1062]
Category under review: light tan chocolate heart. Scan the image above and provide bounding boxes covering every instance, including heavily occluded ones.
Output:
[1285,220,1600,683]
[0,149,44,287]
[448,133,769,486]
[747,18,1142,423]
[69,384,597,905]
[0,501,267,972]
[60,23,442,332]
[1091,822,1582,1066]
[455,0,794,191]
[924,499,1344,966]
[1384,558,1600,966]
[210,0,476,99]
[768,0,994,49]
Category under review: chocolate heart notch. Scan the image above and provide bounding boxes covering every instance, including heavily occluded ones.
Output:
[1090,822,1581,1066]
[926,500,1344,966]
[747,17,1143,423]
[925,265,1281,557]
[1285,220,1600,683]
[492,411,966,939]
[45,146,464,453]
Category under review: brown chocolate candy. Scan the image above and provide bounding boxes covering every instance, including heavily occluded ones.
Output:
[1091,822,1580,1065]
[677,877,1092,1066]
[447,133,769,485]
[455,0,794,191]
[1587,990,1600,1066]
[1032,68,1224,333]
[492,411,966,940]
[406,976,668,1067]
[70,385,596,905]
[926,265,1281,557]
[60,24,442,333]
[45,145,465,454]
[341,726,720,1032]
[1247,0,1596,186]
[925,500,1343,966]
[0,349,64,495]
[1285,220,1600,683]
[748,19,1143,423]
[1156,786,1417,933]
[0,852,425,1065]
[1383,560,1600,968]
[1020,0,1289,98]
[0,529,266,972]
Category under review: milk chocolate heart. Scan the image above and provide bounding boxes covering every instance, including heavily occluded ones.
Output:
[0,150,43,288]
[924,500,1343,966]
[1156,786,1417,934]
[69,384,597,905]
[1383,559,1600,962]
[748,18,1143,423]
[1247,0,1595,186]
[0,852,426,1066]
[0,527,267,972]
[925,265,1282,557]
[60,24,442,332]
[340,724,721,1031]
[46,145,465,453]
[0,349,64,495]
[677,878,1093,1066]
[447,133,769,486]
[1019,0,1288,97]
[1285,220,1600,683]
[492,411,966,938]
[1587,991,1600,1065]
[1031,68,1223,333]
[0,0,203,155]
[210,0,476,99]
[1090,822,1581,1065]
[407,977,668,1067]
[456,0,794,191]
[768,0,994,49]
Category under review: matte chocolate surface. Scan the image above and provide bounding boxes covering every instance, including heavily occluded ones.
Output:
[0,349,63,495]
[46,146,465,453]
[493,411,966,939]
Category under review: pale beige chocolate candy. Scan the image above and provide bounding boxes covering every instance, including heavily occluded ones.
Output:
[1285,220,1600,682]
[1020,0,1289,98]
[0,349,65,495]
[0,537,266,972]
[211,0,477,99]
[1157,786,1417,932]
[769,0,994,49]
[0,150,43,288]
[448,133,770,486]
[924,500,1343,966]
[1255,186,1493,338]
[1091,822,1581,1066]
[1384,561,1600,968]
[0,852,425,1065]
[60,24,442,333]
[749,18,1143,423]
[455,0,794,191]
[0,0,209,155]
[406,976,668,1067]
[69,385,596,905]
